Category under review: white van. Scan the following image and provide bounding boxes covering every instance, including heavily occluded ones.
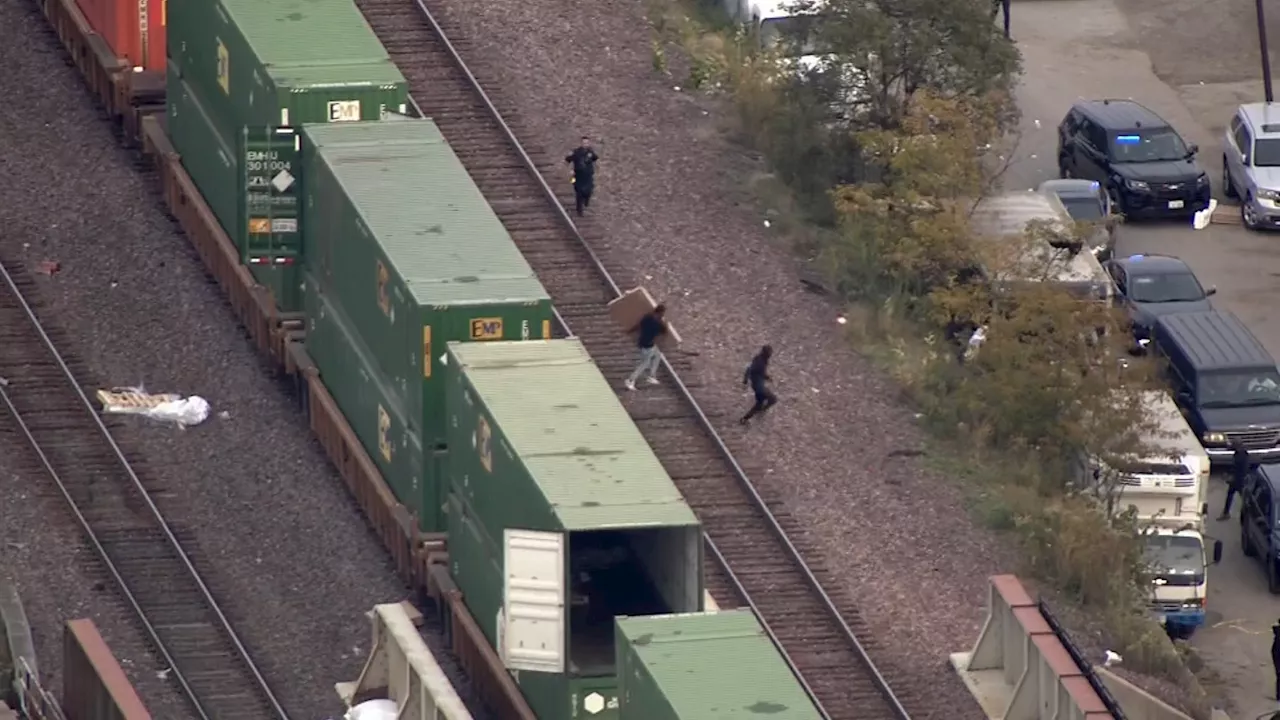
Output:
[970,191,1115,304]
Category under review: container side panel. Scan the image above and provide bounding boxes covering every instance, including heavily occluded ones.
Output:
[615,621,678,720]
[444,352,558,539]
[446,494,503,649]
[516,671,569,720]
[305,279,426,523]
[167,63,238,245]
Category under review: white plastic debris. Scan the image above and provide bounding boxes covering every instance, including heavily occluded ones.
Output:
[1103,650,1122,667]
[345,699,398,720]
[1033,119,1041,129]
[1192,198,1217,230]
[836,316,848,325]
[97,387,211,427]
[148,396,211,427]
[763,219,772,228]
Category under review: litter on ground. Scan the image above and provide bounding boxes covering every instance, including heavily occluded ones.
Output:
[96,386,211,427]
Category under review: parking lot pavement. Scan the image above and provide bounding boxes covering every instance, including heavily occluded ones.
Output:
[1006,1,1280,715]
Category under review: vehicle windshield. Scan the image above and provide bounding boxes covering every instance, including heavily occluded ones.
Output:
[1198,369,1280,407]
[760,15,820,54]
[1253,137,1280,167]
[1109,130,1189,163]
[1127,272,1205,303]
[1143,535,1202,576]
[1060,196,1105,221]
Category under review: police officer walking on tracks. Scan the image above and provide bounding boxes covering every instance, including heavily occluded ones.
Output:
[1218,441,1252,521]
[565,136,600,217]
[740,345,777,426]
[624,304,668,391]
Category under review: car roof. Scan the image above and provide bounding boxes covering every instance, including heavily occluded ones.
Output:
[1155,311,1275,372]
[1074,99,1170,131]
[1112,253,1191,274]
[1039,179,1102,198]
[1236,102,1280,137]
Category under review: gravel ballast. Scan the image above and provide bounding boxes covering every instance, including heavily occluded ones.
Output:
[424,0,1014,714]
[0,3,430,717]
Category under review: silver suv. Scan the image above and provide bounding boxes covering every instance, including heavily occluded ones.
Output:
[1223,103,1280,230]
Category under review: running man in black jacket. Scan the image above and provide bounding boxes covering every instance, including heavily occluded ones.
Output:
[565,137,600,217]
[1272,620,1280,700]
[740,345,777,426]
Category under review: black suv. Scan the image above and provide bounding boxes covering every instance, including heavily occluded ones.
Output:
[1241,463,1280,592]
[1151,311,1280,464]
[1058,99,1210,219]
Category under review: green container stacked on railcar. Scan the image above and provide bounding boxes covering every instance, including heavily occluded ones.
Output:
[614,611,825,720]
[443,339,705,720]
[300,117,555,533]
[165,0,408,311]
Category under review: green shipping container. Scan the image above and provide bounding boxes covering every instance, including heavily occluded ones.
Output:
[615,611,824,720]
[301,118,555,451]
[444,339,704,720]
[167,62,303,310]
[304,276,427,522]
[167,0,408,130]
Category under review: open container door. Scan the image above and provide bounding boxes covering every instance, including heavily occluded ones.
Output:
[501,528,566,674]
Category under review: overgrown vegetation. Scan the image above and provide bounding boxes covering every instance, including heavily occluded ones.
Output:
[648,0,1215,710]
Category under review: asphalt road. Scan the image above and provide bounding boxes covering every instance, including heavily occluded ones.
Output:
[1005,1,1280,715]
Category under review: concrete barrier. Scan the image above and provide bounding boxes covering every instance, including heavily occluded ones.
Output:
[951,575,1117,719]
[1093,668,1195,720]
[336,601,473,719]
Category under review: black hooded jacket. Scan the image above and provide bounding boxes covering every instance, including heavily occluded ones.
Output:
[1272,623,1280,663]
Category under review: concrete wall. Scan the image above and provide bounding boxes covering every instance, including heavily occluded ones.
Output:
[1094,667,1200,720]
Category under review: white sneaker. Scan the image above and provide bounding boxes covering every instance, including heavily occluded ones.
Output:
[624,379,637,391]
[645,377,660,385]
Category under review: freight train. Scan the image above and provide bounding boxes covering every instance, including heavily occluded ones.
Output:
[28,0,830,718]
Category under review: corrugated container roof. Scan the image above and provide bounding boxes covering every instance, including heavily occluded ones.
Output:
[305,119,548,306]
[617,611,822,719]
[219,0,400,72]
[450,340,698,530]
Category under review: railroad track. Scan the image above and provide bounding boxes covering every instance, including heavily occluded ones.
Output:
[354,1,913,717]
[0,259,289,720]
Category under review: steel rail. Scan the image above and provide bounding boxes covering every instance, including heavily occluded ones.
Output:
[0,259,289,720]
[402,2,911,717]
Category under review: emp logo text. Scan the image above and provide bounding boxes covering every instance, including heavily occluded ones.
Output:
[470,318,503,340]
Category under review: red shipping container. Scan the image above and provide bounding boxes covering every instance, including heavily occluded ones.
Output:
[74,0,166,72]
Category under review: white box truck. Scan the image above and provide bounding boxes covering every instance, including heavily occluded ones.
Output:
[1080,391,1222,636]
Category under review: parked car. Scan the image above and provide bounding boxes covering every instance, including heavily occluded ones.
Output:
[1151,311,1280,465]
[1057,99,1210,219]
[1038,178,1117,260]
[1240,463,1280,592]
[1103,254,1215,341]
[1222,102,1280,230]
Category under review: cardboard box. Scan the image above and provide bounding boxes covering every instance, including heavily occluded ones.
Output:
[608,287,682,347]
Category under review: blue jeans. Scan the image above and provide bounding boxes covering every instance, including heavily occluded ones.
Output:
[628,346,660,384]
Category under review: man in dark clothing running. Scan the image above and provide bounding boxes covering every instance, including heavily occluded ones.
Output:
[1272,620,1280,700]
[990,0,1011,38]
[625,304,667,391]
[565,136,600,217]
[740,345,777,426]
[1219,442,1252,520]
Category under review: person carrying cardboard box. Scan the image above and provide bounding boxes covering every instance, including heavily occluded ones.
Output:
[624,304,669,391]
